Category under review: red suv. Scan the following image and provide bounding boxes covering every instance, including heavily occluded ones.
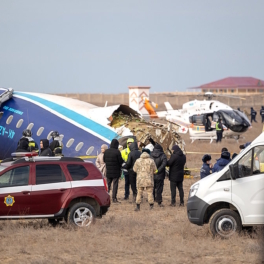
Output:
[0,155,110,227]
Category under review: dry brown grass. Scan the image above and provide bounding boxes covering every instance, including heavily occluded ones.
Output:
[0,120,263,263]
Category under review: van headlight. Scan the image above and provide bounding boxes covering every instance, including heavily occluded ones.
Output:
[189,184,199,198]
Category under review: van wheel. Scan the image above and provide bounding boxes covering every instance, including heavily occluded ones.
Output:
[67,202,96,227]
[209,209,242,238]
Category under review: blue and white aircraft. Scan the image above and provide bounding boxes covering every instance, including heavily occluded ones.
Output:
[0,88,138,160]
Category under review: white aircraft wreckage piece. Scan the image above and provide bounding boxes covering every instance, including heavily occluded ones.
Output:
[110,112,185,155]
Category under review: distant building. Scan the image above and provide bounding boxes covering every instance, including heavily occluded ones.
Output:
[189,77,264,93]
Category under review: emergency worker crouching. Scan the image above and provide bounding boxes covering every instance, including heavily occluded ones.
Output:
[133,148,157,211]
[49,131,63,156]
[17,129,39,153]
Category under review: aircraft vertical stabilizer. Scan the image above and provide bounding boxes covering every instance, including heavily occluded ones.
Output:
[164,102,173,111]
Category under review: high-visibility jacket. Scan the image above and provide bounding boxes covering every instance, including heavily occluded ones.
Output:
[121,138,134,162]
[216,122,222,131]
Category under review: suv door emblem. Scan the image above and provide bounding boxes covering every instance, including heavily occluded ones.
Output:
[4,195,15,206]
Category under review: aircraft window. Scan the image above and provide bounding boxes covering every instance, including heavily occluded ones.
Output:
[27,123,34,130]
[47,131,53,140]
[16,119,24,128]
[66,138,75,148]
[37,127,44,136]
[75,142,84,152]
[86,146,94,155]
[6,115,13,125]
[191,115,204,125]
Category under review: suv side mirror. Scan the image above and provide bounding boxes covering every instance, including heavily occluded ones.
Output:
[229,164,238,180]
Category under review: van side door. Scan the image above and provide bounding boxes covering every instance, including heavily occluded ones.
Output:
[232,146,264,224]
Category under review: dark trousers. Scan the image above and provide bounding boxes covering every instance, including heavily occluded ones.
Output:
[170,181,184,204]
[107,178,119,199]
[129,173,137,196]
[153,179,164,203]
[261,116,264,123]
[216,131,223,143]
[124,172,130,198]
[251,116,257,122]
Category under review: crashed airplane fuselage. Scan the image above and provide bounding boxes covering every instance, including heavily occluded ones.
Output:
[0,88,184,160]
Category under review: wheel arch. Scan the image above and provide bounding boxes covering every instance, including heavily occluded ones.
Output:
[203,202,241,224]
[65,197,100,220]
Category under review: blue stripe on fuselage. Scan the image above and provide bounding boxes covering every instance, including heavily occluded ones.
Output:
[14,92,118,140]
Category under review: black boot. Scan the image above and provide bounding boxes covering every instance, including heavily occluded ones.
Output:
[149,204,154,210]
[112,198,121,203]
[134,204,140,211]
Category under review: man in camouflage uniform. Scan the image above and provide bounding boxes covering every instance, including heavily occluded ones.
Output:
[133,149,157,211]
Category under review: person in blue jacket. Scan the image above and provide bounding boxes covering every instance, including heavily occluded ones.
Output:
[212,151,231,173]
[200,154,212,179]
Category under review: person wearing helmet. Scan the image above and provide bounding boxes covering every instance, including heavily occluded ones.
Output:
[121,138,134,200]
[49,131,63,156]
[17,129,39,153]
[200,154,212,179]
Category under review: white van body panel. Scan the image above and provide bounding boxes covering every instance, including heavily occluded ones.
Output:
[190,133,264,226]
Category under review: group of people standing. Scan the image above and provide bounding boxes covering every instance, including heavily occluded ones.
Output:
[200,142,252,179]
[16,129,63,156]
[96,138,186,211]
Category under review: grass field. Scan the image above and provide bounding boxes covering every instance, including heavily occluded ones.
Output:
[0,118,264,263]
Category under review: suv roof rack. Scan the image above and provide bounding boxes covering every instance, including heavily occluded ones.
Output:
[13,156,84,164]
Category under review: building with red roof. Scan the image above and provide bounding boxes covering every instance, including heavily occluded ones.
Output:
[189,77,264,93]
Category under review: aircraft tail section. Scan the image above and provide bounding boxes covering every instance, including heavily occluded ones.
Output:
[164,102,173,111]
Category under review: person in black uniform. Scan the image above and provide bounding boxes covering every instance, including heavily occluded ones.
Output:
[49,131,63,156]
[260,106,264,123]
[18,129,39,153]
[103,139,123,203]
[150,144,167,207]
[123,141,141,203]
[250,107,257,123]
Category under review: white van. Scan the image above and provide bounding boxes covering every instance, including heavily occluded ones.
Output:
[187,133,264,238]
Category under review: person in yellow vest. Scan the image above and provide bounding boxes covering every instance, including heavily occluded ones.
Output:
[121,138,134,200]
[215,118,223,143]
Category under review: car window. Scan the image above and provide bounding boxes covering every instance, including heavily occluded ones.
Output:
[237,146,264,178]
[36,164,66,184]
[252,146,264,175]
[238,149,252,178]
[0,166,29,187]
[67,164,89,181]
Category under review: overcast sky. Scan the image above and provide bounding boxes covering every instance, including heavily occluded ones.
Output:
[0,1,263,94]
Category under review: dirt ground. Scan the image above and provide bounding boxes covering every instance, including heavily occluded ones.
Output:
[0,118,264,263]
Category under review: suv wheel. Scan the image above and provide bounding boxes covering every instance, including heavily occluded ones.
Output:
[67,202,95,227]
[209,208,242,238]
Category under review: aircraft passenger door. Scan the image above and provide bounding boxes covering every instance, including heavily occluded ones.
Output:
[232,146,264,224]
